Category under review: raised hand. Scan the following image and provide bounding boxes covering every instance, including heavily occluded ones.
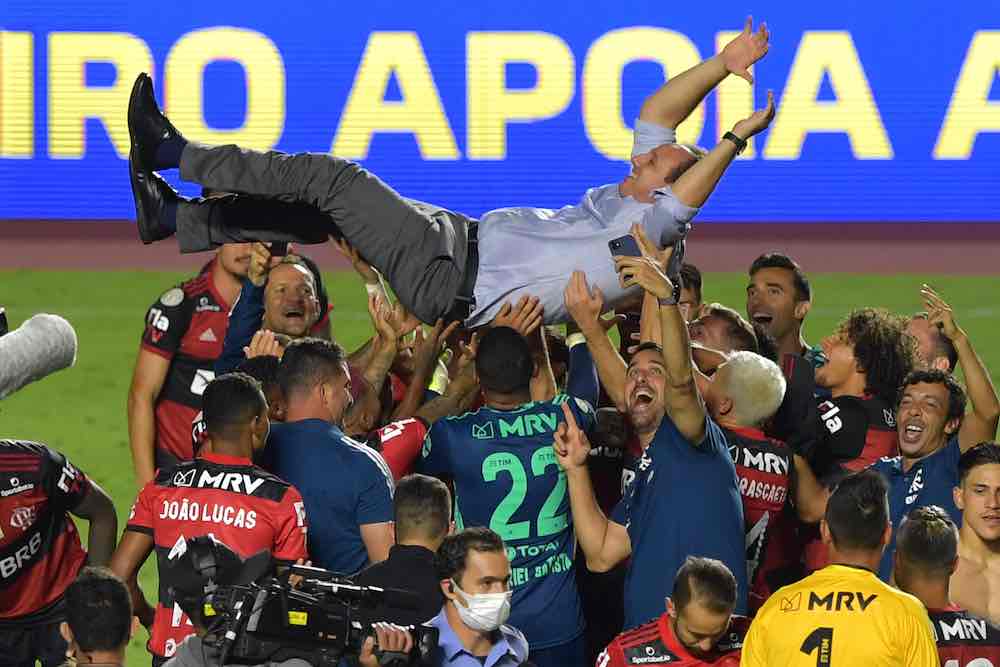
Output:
[367,294,400,350]
[492,295,544,336]
[721,16,770,84]
[564,271,606,332]
[413,319,460,374]
[553,402,592,471]
[386,301,421,339]
[334,237,381,285]
[614,243,675,300]
[243,329,283,359]
[921,284,962,340]
[629,223,671,271]
[732,90,776,140]
[248,241,280,287]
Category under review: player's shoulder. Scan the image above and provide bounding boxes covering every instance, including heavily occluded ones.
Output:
[340,435,393,475]
[930,608,1000,645]
[154,458,298,501]
[858,394,896,429]
[442,405,487,423]
[0,438,54,462]
[378,417,428,439]
[608,616,687,666]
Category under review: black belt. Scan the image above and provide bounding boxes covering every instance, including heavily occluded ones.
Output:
[446,221,479,322]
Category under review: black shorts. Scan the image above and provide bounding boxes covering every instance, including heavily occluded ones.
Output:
[0,621,67,667]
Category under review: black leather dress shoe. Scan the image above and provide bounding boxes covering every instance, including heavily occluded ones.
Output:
[129,147,180,243]
[127,73,185,170]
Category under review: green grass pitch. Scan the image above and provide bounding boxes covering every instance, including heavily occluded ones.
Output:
[1,269,998,664]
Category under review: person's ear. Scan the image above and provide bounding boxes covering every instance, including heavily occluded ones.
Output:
[59,621,72,645]
[449,520,456,536]
[882,522,892,549]
[944,417,961,436]
[819,519,833,546]
[131,615,141,639]
[794,300,811,321]
[954,485,965,511]
[665,597,677,617]
[718,396,734,418]
[531,358,540,379]
[932,357,951,372]
[440,579,456,602]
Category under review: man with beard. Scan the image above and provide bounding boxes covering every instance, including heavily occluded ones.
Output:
[950,442,1000,626]
[555,244,746,628]
[745,253,818,365]
[128,243,251,487]
[597,557,746,666]
[214,242,321,375]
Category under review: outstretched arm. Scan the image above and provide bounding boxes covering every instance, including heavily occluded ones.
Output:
[554,403,632,572]
[615,228,706,444]
[565,272,629,411]
[670,91,775,208]
[640,17,769,129]
[923,286,1000,450]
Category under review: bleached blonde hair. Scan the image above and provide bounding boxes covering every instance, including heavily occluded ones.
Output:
[716,351,786,427]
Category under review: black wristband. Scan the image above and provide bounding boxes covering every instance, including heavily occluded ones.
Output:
[658,283,681,306]
[723,131,748,155]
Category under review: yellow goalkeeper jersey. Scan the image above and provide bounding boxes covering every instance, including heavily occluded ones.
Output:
[740,564,938,666]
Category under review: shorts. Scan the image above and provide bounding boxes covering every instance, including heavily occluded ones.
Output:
[0,621,67,667]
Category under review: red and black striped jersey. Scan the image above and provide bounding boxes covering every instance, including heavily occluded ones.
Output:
[126,452,308,659]
[815,394,898,478]
[929,606,1000,666]
[140,263,232,465]
[722,426,801,616]
[0,440,89,622]
[803,393,898,572]
[370,417,429,482]
[597,613,747,666]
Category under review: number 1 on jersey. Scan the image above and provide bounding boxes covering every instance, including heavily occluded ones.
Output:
[800,627,833,665]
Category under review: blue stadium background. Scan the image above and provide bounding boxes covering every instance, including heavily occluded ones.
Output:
[1,0,999,222]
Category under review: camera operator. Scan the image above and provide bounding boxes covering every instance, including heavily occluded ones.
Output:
[59,567,133,667]
[428,528,531,667]
[355,474,452,625]
[162,536,413,667]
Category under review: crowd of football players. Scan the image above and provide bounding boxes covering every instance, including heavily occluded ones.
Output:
[4,232,999,667]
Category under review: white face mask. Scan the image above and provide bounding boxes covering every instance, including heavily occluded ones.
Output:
[450,579,512,632]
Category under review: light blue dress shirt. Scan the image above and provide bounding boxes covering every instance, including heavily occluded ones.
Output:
[425,608,529,667]
[469,120,698,325]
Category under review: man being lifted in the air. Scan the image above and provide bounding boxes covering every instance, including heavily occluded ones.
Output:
[128,18,773,326]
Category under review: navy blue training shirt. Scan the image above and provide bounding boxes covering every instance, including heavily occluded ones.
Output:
[263,419,394,575]
[870,436,963,581]
[612,414,747,628]
[419,394,596,651]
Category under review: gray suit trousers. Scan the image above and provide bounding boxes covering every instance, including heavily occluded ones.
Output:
[174,143,472,324]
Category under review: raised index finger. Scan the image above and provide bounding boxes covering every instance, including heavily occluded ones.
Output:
[561,401,579,432]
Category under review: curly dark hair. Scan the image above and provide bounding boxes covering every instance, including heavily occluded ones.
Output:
[839,308,916,404]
